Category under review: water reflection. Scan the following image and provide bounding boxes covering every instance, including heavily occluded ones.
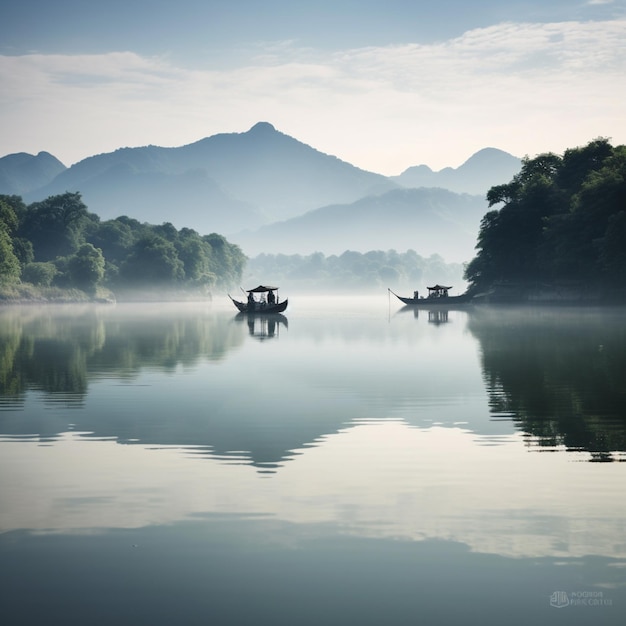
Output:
[2,299,626,624]
[1,302,625,464]
[467,306,626,461]
[1,420,625,561]
[0,304,244,404]
[234,312,288,340]
[428,309,449,324]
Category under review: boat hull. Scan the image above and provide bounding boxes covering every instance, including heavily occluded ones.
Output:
[229,296,288,314]
[390,290,470,307]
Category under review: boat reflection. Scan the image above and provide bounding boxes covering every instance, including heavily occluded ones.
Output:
[396,306,450,324]
[428,310,449,325]
[235,312,288,340]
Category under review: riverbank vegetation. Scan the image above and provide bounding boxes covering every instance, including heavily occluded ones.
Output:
[0,192,466,301]
[465,138,626,301]
[0,192,246,302]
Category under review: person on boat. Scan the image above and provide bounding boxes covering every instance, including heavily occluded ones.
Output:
[413,290,419,300]
[267,290,276,305]
[247,291,255,310]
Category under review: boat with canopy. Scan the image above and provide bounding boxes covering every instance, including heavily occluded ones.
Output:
[389,284,471,306]
[229,285,288,314]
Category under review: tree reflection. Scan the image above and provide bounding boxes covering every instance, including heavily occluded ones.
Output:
[0,305,243,403]
[467,306,626,460]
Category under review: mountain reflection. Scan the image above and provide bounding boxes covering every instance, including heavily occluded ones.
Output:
[467,306,626,461]
[2,302,625,467]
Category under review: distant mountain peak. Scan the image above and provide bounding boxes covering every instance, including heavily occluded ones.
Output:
[247,121,276,134]
[393,147,521,196]
[462,147,520,167]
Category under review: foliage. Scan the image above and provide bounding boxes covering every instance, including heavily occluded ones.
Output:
[16,192,97,262]
[0,198,21,285]
[120,235,185,284]
[465,139,626,295]
[0,229,21,285]
[0,192,247,299]
[22,262,58,287]
[67,244,106,294]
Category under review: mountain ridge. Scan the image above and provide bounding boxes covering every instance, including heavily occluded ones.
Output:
[0,123,521,261]
[392,147,521,195]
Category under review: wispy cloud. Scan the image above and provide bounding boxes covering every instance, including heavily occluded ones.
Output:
[1,19,624,173]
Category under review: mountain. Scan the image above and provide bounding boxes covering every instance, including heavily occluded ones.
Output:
[231,187,487,263]
[0,151,66,195]
[0,125,524,260]
[21,122,396,230]
[392,147,521,196]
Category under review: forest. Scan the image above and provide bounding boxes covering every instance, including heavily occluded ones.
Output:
[465,138,626,300]
[0,191,465,300]
[0,192,246,301]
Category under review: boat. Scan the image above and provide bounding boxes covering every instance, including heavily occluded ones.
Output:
[229,285,288,314]
[389,284,471,307]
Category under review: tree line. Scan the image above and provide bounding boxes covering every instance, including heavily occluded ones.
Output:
[247,249,464,292]
[0,192,246,299]
[465,138,626,297]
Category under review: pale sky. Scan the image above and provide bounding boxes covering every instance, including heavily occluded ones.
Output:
[1,0,625,174]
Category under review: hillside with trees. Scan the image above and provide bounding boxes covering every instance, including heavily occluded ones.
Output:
[0,192,246,301]
[0,192,465,301]
[464,138,626,302]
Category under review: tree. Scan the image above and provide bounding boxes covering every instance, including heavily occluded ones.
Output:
[0,198,21,285]
[175,229,215,287]
[88,219,135,263]
[0,229,21,285]
[202,233,246,289]
[120,236,185,284]
[22,262,58,287]
[67,244,105,293]
[465,140,626,294]
[18,192,94,261]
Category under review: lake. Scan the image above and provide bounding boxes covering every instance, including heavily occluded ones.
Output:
[0,296,624,625]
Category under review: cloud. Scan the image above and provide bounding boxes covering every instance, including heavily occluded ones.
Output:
[1,19,625,173]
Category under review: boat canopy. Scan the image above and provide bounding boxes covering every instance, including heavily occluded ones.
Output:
[246,285,278,293]
[427,284,452,290]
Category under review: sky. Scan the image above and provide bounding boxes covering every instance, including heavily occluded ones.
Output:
[1,0,625,174]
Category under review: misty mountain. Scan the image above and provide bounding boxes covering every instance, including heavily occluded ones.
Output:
[0,124,523,261]
[392,148,521,196]
[20,122,396,228]
[0,151,66,196]
[232,188,488,263]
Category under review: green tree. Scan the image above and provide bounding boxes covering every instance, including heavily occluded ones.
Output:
[202,233,245,289]
[120,235,185,284]
[89,219,135,263]
[465,140,626,294]
[67,244,106,293]
[22,262,58,287]
[176,228,215,286]
[18,192,93,262]
[0,229,21,285]
[0,198,21,285]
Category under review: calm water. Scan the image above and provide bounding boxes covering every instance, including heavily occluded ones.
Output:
[0,296,625,625]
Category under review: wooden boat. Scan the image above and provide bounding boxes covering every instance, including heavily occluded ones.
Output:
[229,285,288,314]
[389,284,471,307]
